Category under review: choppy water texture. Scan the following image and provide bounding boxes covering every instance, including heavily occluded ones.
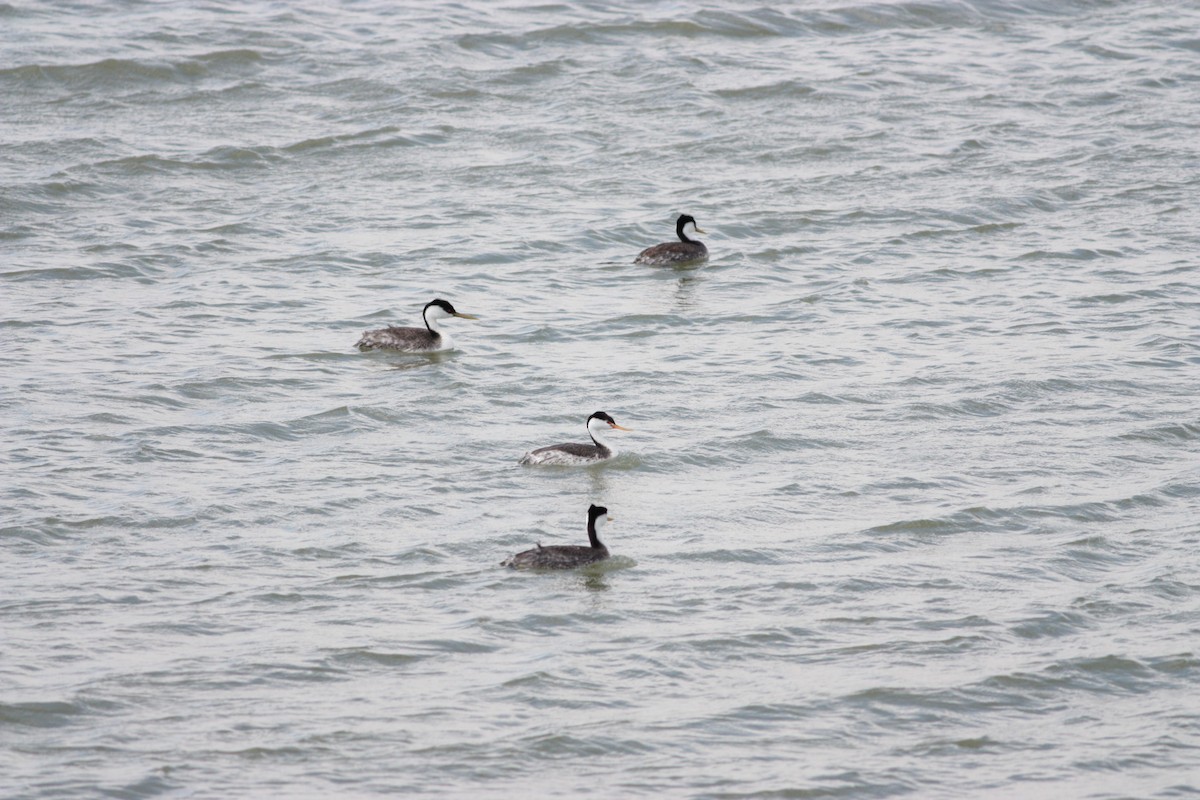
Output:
[4,1,1200,797]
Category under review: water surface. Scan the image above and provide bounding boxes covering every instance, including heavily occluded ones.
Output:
[3,1,1200,797]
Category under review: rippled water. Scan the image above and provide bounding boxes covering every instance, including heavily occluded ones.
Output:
[4,1,1200,797]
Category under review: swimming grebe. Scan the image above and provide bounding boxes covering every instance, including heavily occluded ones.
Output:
[356,298,477,352]
[519,411,632,466]
[634,214,708,266]
[501,505,613,570]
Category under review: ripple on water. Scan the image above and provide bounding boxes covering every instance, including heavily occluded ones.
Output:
[321,648,431,669]
[671,548,789,565]
[1119,421,1200,444]
[0,697,123,728]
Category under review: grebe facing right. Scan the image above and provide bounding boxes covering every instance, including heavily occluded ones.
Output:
[356,298,477,352]
[501,505,612,570]
[634,214,708,266]
[519,411,632,466]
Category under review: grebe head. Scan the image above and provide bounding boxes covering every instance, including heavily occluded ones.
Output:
[588,504,611,531]
[423,298,478,325]
[675,214,706,240]
[587,411,632,435]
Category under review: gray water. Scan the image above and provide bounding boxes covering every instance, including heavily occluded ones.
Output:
[3,1,1200,797]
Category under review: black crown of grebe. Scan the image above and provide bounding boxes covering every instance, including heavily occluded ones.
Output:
[501,504,613,570]
[519,411,632,466]
[634,214,708,266]
[356,298,478,352]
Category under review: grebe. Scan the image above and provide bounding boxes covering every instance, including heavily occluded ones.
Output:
[501,505,613,570]
[634,214,708,266]
[519,411,631,466]
[356,298,477,352]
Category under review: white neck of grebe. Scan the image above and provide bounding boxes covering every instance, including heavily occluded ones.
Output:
[587,417,618,456]
[423,306,452,347]
[587,513,609,548]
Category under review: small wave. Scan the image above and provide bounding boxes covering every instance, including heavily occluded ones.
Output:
[1011,609,1093,640]
[987,377,1087,402]
[0,58,175,88]
[2,262,149,282]
[1044,654,1157,693]
[711,78,816,101]
[1119,422,1200,444]
[0,698,120,728]
[1137,334,1200,354]
[518,731,652,758]
[0,523,74,546]
[88,153,196,175]
[331,565,450,589]
[672,548,786,564]
[192,48,265,69]
[244,662,344,684]
[899,397,1012,420]
[867,506,1013,537]
[283,126,447,153]
[869,486,1178,541]
[695,429,837,462]
[219,746,308,762]
[1014,247,1117,262]
[896,220,1023,241]
[455,9,822,56]
[0,49,265,92]
[135,443,205,462]
[412,638,498,655]
[292,543,366,560]
[1080,43,1139,61]
[905,735,1005,756]
[86,149,286,175]
[7,178,105,205]
[198,145,282,166]
[323,648,430,668]
[1072,289,1169,305]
